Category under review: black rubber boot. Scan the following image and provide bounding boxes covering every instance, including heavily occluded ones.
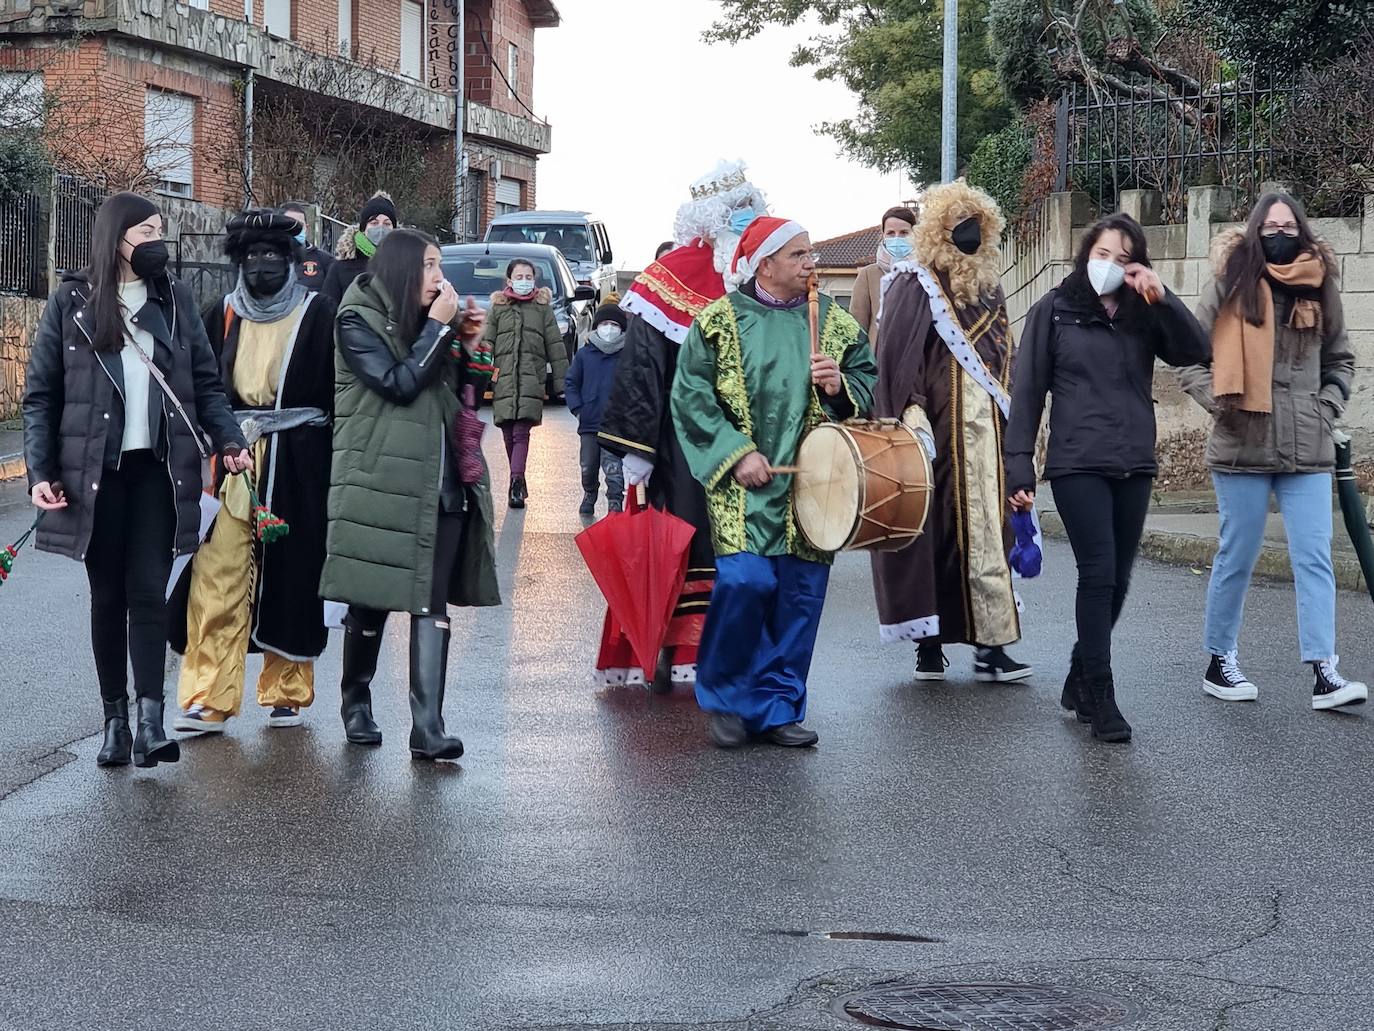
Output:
[1060,646,1093,724]
[408,616,464,761]
[340,621,384,746]
[131,697,181,768]
[96,699,132,767]
[1088,672,1132,743]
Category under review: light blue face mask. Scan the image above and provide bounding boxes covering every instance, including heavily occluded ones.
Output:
[729,208,757,235]
[884,236,913,260]
[293,229,307,246]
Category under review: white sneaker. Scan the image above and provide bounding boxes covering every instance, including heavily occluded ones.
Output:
[1312,657,1368,710]
[173,704,228,734]
[1203,651,1258,702]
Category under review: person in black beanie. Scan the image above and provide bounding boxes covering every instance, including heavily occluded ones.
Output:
[319,191,399,303]
[565,302,628,515]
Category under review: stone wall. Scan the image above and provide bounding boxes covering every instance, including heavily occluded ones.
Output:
[1000,188,1374,455]
[0,297,44,421]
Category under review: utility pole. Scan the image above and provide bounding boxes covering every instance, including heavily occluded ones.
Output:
[940,0,958,182]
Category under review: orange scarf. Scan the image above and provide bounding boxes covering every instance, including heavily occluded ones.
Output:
[1211,251,1324,414]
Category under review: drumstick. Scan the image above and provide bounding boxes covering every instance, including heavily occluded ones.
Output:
[807,272,820,357]
[767,465,800,475]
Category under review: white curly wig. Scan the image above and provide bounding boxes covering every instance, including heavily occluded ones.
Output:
[671,159,768,288]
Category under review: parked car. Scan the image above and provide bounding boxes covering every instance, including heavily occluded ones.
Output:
[440,242,596,401]
[484,211,616,304]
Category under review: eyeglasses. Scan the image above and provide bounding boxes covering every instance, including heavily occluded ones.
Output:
[1260,222,1299,238]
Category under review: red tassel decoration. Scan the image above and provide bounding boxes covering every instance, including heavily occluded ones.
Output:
[0,518,39,586]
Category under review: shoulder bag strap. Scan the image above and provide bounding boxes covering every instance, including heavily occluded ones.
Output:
[127,343,209,459]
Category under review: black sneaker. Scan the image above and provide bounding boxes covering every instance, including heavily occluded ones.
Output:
[267,706,304,728]
[974,646,1033,683]
[578,493,596,516]
[1203,651,1258,702]
[1312,657,1368,711]
[914,642,947,681]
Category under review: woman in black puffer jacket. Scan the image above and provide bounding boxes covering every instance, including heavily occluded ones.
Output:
[1004,213,1210,744]
[23,192,250,770]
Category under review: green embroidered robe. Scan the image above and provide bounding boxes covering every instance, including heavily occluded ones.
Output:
[670,285,877,563]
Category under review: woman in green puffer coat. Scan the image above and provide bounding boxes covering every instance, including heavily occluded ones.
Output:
[320,228,500,762]
[484,258,568,509]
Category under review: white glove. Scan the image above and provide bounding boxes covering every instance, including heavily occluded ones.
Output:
[622,453,654,487]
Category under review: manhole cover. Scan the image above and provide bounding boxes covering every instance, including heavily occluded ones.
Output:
[838,982,1142,1030]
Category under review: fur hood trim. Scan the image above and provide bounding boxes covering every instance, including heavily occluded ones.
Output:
[1209,226,1338,277]
[490,287,552,306]
[335,224,359,261]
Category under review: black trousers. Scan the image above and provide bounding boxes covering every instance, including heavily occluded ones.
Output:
[348,510,466,632]
[84,449,176,709]
[1049,473,1154,680]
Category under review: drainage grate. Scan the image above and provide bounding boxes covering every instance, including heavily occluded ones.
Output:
[839,982,1141,1031]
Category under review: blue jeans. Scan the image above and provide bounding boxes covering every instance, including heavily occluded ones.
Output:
[1205,471,1335,662]
[695,553,830,733]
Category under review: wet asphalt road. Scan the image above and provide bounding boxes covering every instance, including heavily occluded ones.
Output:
[1,409,1372,1031]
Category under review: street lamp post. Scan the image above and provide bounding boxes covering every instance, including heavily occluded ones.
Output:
[941,0,958,183]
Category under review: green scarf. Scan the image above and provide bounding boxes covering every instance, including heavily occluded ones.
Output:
[354,230,376,258]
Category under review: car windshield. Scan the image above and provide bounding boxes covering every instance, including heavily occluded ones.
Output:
[488,224,593,263]
[442,255,564,301]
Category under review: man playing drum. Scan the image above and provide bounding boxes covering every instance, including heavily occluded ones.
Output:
[671,218,876,749]
[870,181,1032,683]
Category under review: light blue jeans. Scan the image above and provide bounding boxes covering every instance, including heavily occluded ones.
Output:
[1205,471,1336,662]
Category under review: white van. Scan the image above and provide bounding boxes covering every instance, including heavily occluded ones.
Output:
[484,210,616,303]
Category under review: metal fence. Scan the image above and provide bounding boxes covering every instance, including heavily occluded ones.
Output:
[0,192,45,297]
[51,174,105,279]
[1056,68,1296,223]
[175,261,237,313]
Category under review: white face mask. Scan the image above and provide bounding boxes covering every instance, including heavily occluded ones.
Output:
[1087,258,1126,297]
[596,324,623,344]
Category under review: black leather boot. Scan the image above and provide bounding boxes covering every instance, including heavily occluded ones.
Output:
[96,699,132,767]
[1060,646,1093,724]
[340,621,384,746]
[509,476,528,510]
[1088,672,1132,743]
[408,616,464,761]
[132,697,181,768]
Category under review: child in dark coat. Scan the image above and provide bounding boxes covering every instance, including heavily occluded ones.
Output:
[565,303,628,516]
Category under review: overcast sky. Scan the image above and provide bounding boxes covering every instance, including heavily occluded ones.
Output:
[533,0,918,270]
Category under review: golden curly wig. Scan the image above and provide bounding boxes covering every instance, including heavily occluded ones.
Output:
[914,180,1006,308]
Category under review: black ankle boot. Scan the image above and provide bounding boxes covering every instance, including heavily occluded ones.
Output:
[340,621,384,746]
[1088,672,1131,743]
[96,699,132,767]
[1060,646,1093,724]
[132,697,181,768]
[408,616,464,761]
[509,476,527,509]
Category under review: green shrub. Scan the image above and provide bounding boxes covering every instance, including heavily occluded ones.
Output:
[966,117,1031,225]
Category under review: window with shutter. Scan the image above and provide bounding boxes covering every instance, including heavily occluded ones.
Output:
[0,71,45,127]
[338,0,353,55]
[494,178,521,216]
[144,89,195,198]
[264,0,292,37]
[507,43,518,99]
[400,1,424,80]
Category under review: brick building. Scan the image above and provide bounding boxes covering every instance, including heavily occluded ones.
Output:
[0,0,558,250]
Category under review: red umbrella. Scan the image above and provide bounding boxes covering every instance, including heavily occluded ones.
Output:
[576,489,696,677]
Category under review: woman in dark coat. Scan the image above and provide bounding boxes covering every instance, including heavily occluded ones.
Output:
[22,192,251,769]
[320,229,500,761]
[1005,213,1210,743]
[169,210,336,736]
[483,258,567,509]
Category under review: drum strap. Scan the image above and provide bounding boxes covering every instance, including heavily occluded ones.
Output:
[880,261,1011,420]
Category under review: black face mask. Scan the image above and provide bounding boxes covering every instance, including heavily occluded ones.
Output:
[1261,233,1301,266]
[128,239,169,279]
[243,245,290,298]
[951,217,982,256]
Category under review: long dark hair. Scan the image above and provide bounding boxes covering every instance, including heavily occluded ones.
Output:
[369,228,439,337]
[1223,191,1324,327]
[87,191,160,353]
[1072,212,1152,275]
